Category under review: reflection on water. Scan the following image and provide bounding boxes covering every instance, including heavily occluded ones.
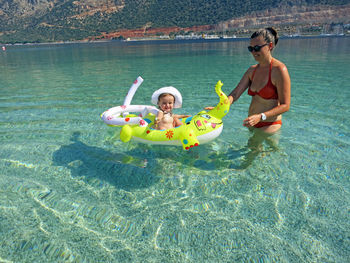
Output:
[187,129,281,171]
[237,129,280,169]
[52,132,157,190]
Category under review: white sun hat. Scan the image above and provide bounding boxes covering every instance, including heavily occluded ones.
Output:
[151,86,183,108]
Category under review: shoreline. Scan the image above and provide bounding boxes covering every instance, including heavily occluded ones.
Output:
[1,34,348,47]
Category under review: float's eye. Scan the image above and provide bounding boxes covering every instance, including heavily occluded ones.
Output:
[201,114,211,119]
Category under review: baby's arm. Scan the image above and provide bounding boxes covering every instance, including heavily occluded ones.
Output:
[173,117,183,127]
[173,114,191,127]
[173,114,191,119]
[155,111,164,126]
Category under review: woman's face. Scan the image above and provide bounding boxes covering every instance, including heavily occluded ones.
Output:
[158,94,175,112]
[249,36,271,61]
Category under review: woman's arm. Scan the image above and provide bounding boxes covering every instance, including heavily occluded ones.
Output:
[228,67,253,104]
[205,67,253,110]
[264,63,291,117]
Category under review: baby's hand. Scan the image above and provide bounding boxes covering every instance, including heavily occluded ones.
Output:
[174,114,191,119]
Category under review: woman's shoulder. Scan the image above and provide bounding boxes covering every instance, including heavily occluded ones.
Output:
[250,64,259,70]
[272,58,288,75]
[245,64,258,77]
[271,58,290,83]
[272,58,287,70]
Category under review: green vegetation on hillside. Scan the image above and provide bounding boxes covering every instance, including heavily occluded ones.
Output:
[0,0,349,43]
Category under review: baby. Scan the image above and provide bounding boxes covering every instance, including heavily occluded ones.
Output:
[151,87,190,130]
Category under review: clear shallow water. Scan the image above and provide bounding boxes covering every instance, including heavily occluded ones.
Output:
[0,37,349,262]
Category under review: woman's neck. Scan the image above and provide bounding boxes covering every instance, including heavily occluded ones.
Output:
[259,55,273,67]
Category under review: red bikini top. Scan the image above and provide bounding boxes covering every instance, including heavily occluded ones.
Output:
[248,59,278,100]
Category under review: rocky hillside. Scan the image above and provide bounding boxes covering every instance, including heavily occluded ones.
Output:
[0,0,349,43]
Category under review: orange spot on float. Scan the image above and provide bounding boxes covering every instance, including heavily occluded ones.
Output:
[146,130,150,134]
[165,130,174,139]
[125,117,130,122]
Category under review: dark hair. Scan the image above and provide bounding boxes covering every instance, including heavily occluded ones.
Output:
[251,27,279,47]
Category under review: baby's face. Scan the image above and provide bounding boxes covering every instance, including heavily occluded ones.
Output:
[158,94,175,112]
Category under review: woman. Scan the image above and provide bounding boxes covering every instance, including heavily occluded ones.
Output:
[210,27,291,133]
[206,28,290,167]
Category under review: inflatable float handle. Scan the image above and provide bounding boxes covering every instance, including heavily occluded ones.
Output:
[207,80,230,120]
[123,76,144,116]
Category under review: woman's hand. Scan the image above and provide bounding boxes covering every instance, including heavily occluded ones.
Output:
[243,114,262,127]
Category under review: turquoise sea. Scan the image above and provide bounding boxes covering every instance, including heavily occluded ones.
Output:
[1,37,350,262]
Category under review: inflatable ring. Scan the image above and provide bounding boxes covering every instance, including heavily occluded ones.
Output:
[101,105,159,127]
[101,80,230,150]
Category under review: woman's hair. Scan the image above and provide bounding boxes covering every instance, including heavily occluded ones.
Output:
[251,27,279,47]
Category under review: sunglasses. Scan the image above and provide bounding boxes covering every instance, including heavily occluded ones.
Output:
[247,43,268,52]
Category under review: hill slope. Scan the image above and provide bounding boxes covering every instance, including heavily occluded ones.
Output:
[0,0,349,43]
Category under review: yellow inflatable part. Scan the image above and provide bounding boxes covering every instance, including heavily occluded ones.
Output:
[118,80,230,150]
